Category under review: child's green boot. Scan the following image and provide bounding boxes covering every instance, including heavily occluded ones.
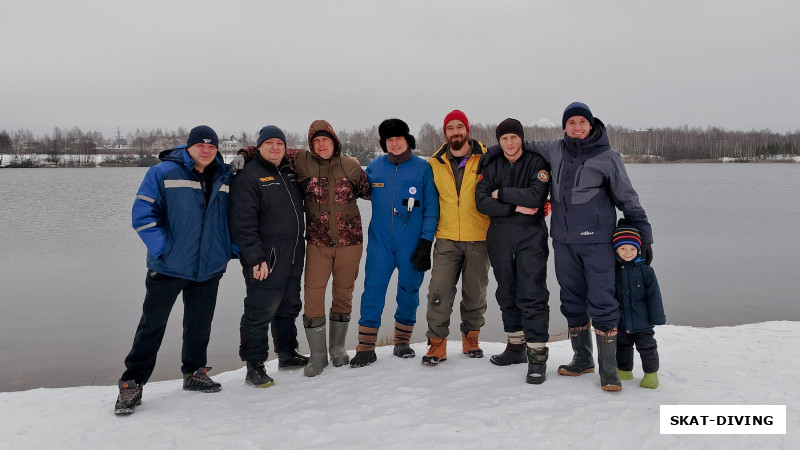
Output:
[617,368,633,380]
[640,372,659,389]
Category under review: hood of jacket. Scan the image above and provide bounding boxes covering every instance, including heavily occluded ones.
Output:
[563,117,610,158]
[307,120,342,161]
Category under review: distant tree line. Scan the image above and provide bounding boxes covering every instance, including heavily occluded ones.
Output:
[2,122,799,168]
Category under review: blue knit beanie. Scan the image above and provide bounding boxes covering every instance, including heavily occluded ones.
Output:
[562,102,594,129]
[257,125,287,148]
[186,125,218,148]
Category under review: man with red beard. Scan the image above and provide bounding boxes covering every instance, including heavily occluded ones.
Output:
[421,110,492,366]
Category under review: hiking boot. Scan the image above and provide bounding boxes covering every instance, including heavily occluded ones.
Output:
[245,361,275,388]
[183,367,222,393]
[462,330,484,358]
[393,344,415,358]
[617,368,634,380]
[558,325,595,376]
[526,347,548,385]
[114,380,143,416]
[350,350,377,368]
[277,349,309,371]
[640,372,659,389]
[421,337,447,366]
[490,342,527,366]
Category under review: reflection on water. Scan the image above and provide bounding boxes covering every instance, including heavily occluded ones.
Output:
[1,165,799,391]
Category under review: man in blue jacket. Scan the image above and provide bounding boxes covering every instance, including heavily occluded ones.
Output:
[115,125,234,415]
[350,119,439,368]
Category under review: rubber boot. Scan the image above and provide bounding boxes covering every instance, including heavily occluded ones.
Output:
[392,322,415,358]
[526,346,548,385]
[595,328,622,391]
[557,324,595,376]
[350,326,379,368]
[303,316,328,377]
[640,372,659,389]
[329,312,350,367]
[617,368,634,380]
[490,331,527,366]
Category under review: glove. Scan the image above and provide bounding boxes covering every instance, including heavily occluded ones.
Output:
[543,198,551,217]
[410,238,433,272]
[641,243,653,265]
[230,154,245,173]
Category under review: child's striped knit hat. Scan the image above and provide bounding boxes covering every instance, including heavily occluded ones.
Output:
[612,225,642,251]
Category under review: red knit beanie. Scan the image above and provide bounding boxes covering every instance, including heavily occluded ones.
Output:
[443,110,470,133]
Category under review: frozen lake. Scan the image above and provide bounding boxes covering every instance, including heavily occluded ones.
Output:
[1,164,799,392]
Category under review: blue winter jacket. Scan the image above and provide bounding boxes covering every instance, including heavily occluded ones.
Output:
[132,146,234,282]
[365,155,439,246]
[615,259,665,333]
[522,119,653,245]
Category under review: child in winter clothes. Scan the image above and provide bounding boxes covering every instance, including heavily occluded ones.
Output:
[612,223,666,389]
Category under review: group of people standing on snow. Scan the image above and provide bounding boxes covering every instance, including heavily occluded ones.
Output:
[114,102,665,416]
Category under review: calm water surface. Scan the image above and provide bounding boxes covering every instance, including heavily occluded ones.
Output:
[1,164,798,391]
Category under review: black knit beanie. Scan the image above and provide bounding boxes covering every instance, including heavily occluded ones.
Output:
[256,125,286,148]
[562,102,594,129]
[495,118,524,142]
[378,118,416,152]
[186,125,218,148]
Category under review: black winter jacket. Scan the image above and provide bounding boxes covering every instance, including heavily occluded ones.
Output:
[229,152,305,269]
[616,259,665,333]
[475,150,551,247]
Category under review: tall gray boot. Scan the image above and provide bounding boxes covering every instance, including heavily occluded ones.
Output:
[329,312,350,367]
[303,316,329,377]
[557,324,595,376]
[595,328,622,391]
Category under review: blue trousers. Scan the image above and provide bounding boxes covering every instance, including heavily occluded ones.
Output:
[122,270,221,384]
[553,241,619,331]
[358,238,424,329]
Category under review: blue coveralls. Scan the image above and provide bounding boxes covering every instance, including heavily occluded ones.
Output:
[358,155,439,328]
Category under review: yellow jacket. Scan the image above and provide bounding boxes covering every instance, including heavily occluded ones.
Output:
[428,140,490,241]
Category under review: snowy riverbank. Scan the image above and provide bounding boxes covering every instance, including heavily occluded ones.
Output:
[0,321,796,449]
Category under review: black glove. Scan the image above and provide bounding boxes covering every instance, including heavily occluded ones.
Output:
[410,238,433,272]
[641,243,653,265]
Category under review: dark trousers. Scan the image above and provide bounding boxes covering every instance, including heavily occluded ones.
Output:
[553,241,619,331]
[617,328,659,373]
[488,233,550,344]
[121,270,222,384]
[239,252,304,363]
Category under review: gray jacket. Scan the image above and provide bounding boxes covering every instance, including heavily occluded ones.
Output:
[524,118,653,245]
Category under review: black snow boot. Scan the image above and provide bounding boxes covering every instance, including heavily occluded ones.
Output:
[350,350,377,367]
[557,325,595,376]
[245,361,275,388]
[490,342,527,366]
[596,329,622,392]
[277,349,309,371]
[182,367,222,393]
[114,380,143,416]
[526,347,548,385]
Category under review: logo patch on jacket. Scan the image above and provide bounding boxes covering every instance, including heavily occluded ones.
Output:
[372,182,384,187]
[260,177,275,182]
[537,170,550,182]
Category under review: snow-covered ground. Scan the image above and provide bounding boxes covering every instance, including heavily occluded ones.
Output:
[0,322,795,449]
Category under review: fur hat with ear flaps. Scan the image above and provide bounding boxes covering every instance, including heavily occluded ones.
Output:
[378,118,416,152]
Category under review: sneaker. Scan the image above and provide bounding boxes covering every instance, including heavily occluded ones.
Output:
[278,349,309,371]
[393,343,415,358]
[462,330,484,358]
[183,367,222,393]
[114,380,143,416]
[246,361,275,388]
[421,338,447,366]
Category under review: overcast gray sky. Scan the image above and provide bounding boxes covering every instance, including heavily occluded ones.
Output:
[2,0,798,140]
